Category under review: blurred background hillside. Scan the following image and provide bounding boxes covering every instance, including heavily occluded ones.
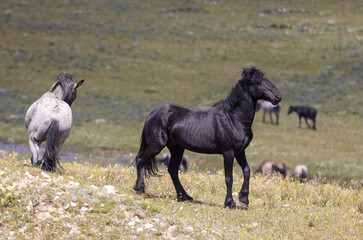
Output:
[0,0,362,183]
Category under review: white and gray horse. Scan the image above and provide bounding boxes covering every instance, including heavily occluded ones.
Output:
[25,73,84,172]
[256,100,281,125]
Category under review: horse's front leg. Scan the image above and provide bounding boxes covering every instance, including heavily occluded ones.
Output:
[269,112,273,124]
[28,135,41,166]
[236,151,250,210]
[223,151,236,209]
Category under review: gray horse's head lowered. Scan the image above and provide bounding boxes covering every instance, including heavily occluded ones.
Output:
[50,73,85,106]
[242,68,281,105]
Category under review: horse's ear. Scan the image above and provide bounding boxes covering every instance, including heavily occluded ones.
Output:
[241,68,248,77]
[75,79,85,89]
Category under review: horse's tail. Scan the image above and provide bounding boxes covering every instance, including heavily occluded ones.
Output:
[136,127,159,176]
[42,120,63,173]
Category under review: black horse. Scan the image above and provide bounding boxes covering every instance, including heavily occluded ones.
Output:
[288,106,317,130]
[133,67,281,209]
[158,152,188,173]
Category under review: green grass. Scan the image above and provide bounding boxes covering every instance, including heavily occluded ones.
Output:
[0,0,362,184]
[0,154,362,239]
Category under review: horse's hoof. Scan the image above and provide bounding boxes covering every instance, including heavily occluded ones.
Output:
[224,200,237,209]
[133,185,145,195]
[240,202,249,210]
[178,194,194,202]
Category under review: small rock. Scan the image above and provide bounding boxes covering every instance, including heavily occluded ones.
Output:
[103,185,116,194]
[152,218,159,223]
[70,202,77,207]
[80,207,89,212]
[53,196,60,201]
[25,171,34,179]
[185,226,193,232]
[128,221,135,227]
[94,118,107,125]
[136,227,143,235]
[41,172,51,179]
[145,223,154,230]
[69,181,80,187]
[64,204,70,209]
[89,185,99,190]
[0,170,5,176]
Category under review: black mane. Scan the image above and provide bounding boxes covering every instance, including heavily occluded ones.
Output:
[51,73,76,106]
[213,67,264,112]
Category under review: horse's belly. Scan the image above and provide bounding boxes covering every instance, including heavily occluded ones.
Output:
[169,123,219,153]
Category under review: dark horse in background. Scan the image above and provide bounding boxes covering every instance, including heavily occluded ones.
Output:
[133,67,281,209]
[256,100,281,125]
[288,106,317,130]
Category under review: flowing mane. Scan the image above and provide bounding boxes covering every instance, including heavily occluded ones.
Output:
[212,67,265,112]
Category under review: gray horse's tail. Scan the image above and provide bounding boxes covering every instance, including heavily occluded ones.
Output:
[42,120,63,173]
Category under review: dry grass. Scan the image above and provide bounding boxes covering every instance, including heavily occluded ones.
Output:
[0,153,362,239]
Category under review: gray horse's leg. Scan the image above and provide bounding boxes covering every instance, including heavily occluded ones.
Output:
[223,150,236,209]
[262,110,266,123]
[28,136,41,166]
[236,151,250,209]
[269,112,273,124]
[275,112,279,125]
[167,146,193,201]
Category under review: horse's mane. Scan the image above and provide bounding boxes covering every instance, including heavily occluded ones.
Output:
[212,67,264,111]
[50,73,75,104]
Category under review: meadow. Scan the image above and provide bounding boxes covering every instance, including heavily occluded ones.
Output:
[0,153,362,239]
[0,0,363,238]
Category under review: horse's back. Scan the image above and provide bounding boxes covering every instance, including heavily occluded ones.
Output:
[26,97,73,133]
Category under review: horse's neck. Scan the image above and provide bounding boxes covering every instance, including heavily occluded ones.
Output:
[227,93,256,128]
[43,85,64,100]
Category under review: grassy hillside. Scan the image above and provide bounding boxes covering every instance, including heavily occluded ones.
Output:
[0,0,362,183]
[0,154,362,239]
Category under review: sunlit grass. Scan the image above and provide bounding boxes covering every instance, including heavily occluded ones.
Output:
[0,153,362,239]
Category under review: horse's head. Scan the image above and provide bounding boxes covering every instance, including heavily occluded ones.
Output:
[51,73,85,106]
[287,106,294,115]
[242,68,281,105]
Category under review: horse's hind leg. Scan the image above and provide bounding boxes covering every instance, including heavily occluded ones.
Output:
[28,136,41,166]
[312,117,317,130]
[133,145,164,194]
[269,112,273,124]
[304,117,311,128]
[262,110,266,123]
[167,146,193,201]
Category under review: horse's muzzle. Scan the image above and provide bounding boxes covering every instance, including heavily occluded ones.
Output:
[272,94,282,105]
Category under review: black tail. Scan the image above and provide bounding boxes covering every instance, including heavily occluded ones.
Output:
[42,120,63,173]
[136,127,159,176]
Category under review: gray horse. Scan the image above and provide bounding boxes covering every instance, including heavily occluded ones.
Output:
[25,73,84,172]
[256,100,281,125]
